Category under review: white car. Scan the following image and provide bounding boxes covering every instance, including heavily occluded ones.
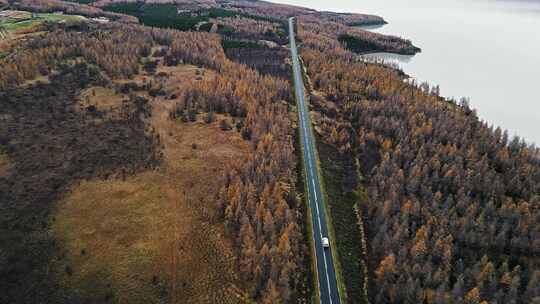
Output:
[322,237,330,248]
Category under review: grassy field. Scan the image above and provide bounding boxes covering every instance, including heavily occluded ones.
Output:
[51,114,249,304]
[49,63,251,303]
[51,121,247,303]
[79,86,125,112]
[0,11,84,32]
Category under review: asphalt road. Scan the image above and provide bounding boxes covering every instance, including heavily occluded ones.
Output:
[288,17,341,304]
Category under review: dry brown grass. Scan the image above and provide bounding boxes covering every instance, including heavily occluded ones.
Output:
[0,29,46,58]
[79,86,126,111]
[21,74,49,86]
[51,64,250,304]
[150,105,250,304]
[0,151,11,178]
[153,63,210,97]
[0,40,11,54]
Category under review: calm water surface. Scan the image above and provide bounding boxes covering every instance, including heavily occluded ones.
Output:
[278,0,540,144]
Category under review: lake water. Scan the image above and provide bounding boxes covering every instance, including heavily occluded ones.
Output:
[277,0,540,145]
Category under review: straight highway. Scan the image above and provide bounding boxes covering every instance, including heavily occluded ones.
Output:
[288,17,341,304]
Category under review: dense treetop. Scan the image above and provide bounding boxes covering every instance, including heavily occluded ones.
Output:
[1,10,307,302]
[298,18,540,304]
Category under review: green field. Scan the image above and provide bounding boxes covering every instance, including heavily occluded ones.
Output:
[0,11,84,32]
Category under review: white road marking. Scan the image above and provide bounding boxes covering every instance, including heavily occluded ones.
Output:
[322,250,333,304]
[290,17,335,304]
[312,180,318,201]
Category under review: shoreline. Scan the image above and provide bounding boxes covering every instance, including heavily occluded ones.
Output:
[355,22,422,56]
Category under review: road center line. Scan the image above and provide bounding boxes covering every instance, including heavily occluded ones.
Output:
[290,17,337,304]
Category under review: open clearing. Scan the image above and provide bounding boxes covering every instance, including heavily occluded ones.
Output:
[50,64,250,303]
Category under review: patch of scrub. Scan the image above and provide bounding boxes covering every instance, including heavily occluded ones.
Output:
[79,86,126,112]
[0,150,11,177]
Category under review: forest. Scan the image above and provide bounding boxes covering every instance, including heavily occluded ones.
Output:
[212,16,288,44]
[298,14,420,56]
[224,45,290,79]
[99,2,293,79]
[298,19,540,304]
[0,21,225,301]
[0,7,309,301]
[103,3,256,31]
[171,60,304,302]
[2,0,538,303]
